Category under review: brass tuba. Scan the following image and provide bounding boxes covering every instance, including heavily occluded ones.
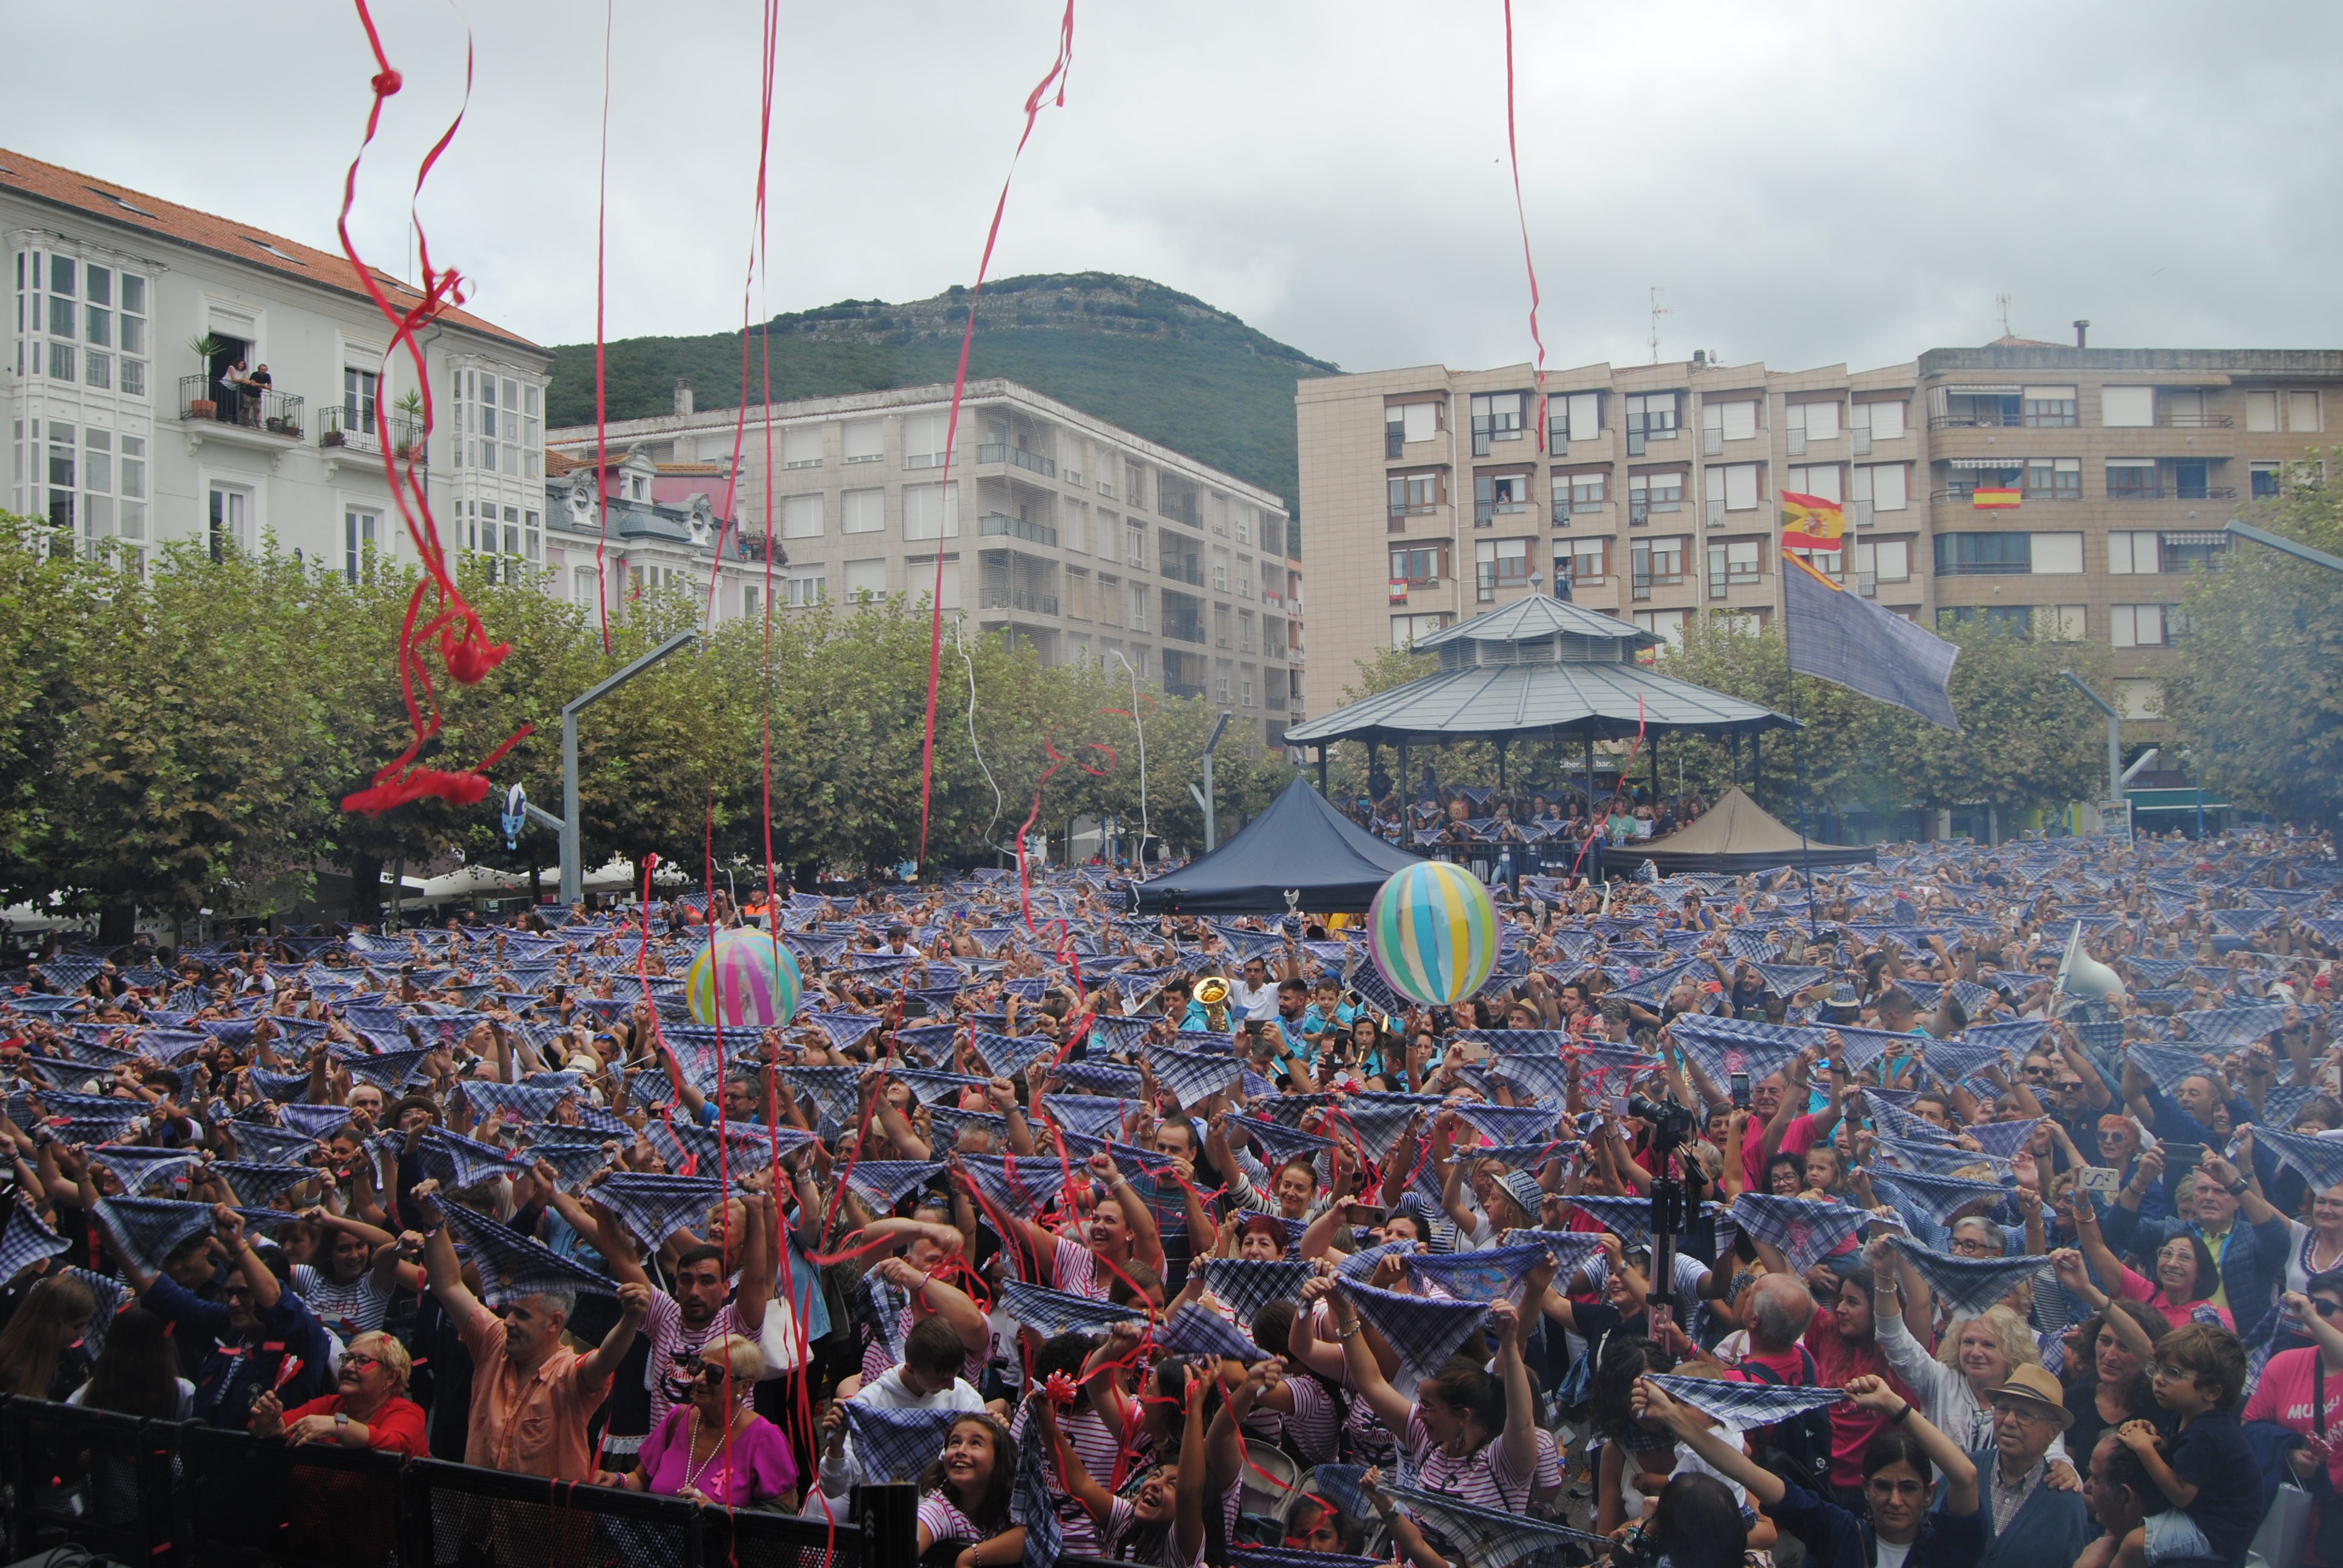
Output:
[1193,974,1233,1031]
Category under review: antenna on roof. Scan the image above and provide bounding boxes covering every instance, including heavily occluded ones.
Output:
[1648,286,1670,365]
[1997,292,2011,338]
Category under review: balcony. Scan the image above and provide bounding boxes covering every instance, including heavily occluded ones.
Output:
[2104,485,2238,502]
[1386,428,1405,459]
[978,587,1059,617]
[1164,679,1207,699]
[1159,494,1201,527]
[734,531,784,563]
[978,512,1058,547]
[2160,413,2235,428]
[975,442,1056,478]
[180,375,305,446]
[320,405,426,460]
[1160,557,1204,588]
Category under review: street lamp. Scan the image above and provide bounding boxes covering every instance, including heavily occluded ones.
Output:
[559,629,699,902]
[1188,710,1231,852]
[2059,669,2125,837]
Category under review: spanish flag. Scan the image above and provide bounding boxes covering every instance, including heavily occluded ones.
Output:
[1779,491,1846,552]
[1971,488,2022,509]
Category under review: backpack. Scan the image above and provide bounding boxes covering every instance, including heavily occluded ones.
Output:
[1737,1348,1834,1493]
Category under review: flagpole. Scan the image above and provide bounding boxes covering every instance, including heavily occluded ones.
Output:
[1779,545,1821,933]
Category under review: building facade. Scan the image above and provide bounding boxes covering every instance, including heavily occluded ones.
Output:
[551,379,1304,748]
[1297,340,2343,733]
[4,148,551,582]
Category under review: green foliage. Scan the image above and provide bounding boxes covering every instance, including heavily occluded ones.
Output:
[2163,455,2343,831]
[545,273,1337,508]
[0,514,1291,924]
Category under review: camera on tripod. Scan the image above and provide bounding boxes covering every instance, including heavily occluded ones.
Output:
[1626,1093,1697,1150]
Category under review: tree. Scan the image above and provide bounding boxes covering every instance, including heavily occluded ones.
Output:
[0,520,105,912]
[2163,454,2343,834]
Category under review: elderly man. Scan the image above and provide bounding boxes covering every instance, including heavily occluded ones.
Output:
[409,1180,649,1480]
[2077,1430,2159,1568]
[2100,1145,2290,1339]
[1971,1365,2088,1568]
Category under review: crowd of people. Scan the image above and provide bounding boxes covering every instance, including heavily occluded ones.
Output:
[1336,778,1714,890]
[0,820,2339,1568]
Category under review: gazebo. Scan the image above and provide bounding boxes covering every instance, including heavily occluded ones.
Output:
[1280,595,1794,805]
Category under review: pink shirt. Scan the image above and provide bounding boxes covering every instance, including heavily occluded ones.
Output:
[2241,1347,2343,1491]
[2114,1264,2235,1332]
[636,1405,799,1506]
[1743,1112,1820,1193]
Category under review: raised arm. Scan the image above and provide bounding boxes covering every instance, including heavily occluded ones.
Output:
[1634,1376,1783,1509]
[1492,1297,1537,1482]
[1328,1281,1417,1433]
[576,1281,652,1389]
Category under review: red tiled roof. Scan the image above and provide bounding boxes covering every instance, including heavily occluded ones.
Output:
[0,145,538,351]
[543,449,584,476]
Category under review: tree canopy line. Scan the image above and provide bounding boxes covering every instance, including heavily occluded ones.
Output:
[0,517,1293,941]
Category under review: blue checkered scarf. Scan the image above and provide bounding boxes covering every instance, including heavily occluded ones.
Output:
[780,1065,864,1126]
[1011,1410,1063,1567]
[1963,1018,2050,1056]
[1339,1279,1490,1387]
[343,1046,436,1091]
[2251,1125,2343,1192]
[1887,1236,2045,1316]
[278,1103,355,1139]
[1861,1167,2007,1250]
[441,1201,618,1305]
[85,1146,202,1196]
[94,1196,219,1275]
[1038,1094,1134,1141]
[1666,1018,1821,1088]
[972,1028,1063,1082]
[63,1267,127,1357]
[1233,1549,1386,1568]
[1231,1115,1334,1167]
[591,1172,721,1248]
[205,1161,320,1208]
[1051,1059,1144,1096]
[225,1122,317,1165]
[1729,1194,1870,1274]
[1647,1370,1848,1426]
[1557,1194,1674,1252]
[1379,1479,1615,1568]
[1480,1052,1576,1106]
[418,1126,525,1189]
[0,1197,70,1282]
[809,1012,883,1051]
[954,1154,1061,1219]
[1451,1102,1565,1144]
[1406,1241,1552,1303]
[1495,1227,1610,1282]
[841,1159,948,1210]
[459,1081,575,1125]
[519,1138,617,1190]
[1143,1045,1242,1109]
[997,1279,1146,1339]
[889,1067,989,1105]
[842,1402,963,1487]
[1876,1135,2011,1180]
[1201,1258,1316,1329]
[1968,1118,2044,1161]
[1860,1090,1957,1145]
[1151,1301,1263,1362]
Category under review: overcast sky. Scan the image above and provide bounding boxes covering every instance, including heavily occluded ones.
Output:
[14,1,2343,377]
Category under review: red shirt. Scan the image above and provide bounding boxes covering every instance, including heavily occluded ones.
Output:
[1729,1305,1913,1489]
[278,1393,428,1562]
[1743,1112,1821,1193]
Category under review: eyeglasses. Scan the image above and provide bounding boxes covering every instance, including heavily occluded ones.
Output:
[343,1352,382,1370]
[1991,1400,2058,1426]
[2055,1080,2086,1092]
[2312,1299,2343,1321]
[1949,1238,1999,1257]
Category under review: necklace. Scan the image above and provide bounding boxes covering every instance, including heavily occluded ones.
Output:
[681,1407,744,1495]
[2307,1228,2343,1276]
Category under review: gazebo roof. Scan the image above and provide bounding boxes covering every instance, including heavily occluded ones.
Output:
[1282,593,1791,746]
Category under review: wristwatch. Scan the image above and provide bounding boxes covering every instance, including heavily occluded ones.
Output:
[2226,1178,2250,1197]
[335,1412,352,1430]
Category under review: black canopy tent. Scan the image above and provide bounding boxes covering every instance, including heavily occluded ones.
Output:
[1127,776,1424,916]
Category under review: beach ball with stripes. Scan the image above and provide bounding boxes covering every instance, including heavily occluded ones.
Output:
[1368,861,1499,1008]
[686,930,801,1028]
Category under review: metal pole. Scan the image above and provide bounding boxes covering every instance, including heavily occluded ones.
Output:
[1199,710,1231,852]
[2225,518,2343,575]
[561,629,700,902]
[2059,670,2123,814]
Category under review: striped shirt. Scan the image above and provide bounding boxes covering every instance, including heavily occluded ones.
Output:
[289,1264,390,1341]
[1010,1400,1125,1557]
[1403,1403,1535,1512]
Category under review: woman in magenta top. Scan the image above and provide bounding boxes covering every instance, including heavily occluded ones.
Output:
[2075,1198,2233,1331]
[609,1333,799,1509]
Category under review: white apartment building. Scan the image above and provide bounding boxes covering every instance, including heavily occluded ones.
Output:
[552,379,1305,746]
[4,147,551,582]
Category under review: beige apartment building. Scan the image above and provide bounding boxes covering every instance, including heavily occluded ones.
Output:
[1296,341,2343,731]
[552,379,1303,748]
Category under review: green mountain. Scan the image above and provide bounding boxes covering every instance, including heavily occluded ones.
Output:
[546,272,1337,517]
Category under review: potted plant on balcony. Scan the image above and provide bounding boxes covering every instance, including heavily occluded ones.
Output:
[392,388,426,461]
[184,334,225,419]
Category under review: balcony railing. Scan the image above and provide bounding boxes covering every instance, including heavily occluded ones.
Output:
[1386,428,1405,459]
[181,375,304,439]
[1928,412,2013,430]
[975,442,1057,478]
[1164,679,1206,698]
[1473,500,1530,526]
[978,587,1059,616]
[1935,560,2033,577]
[1159,495,1201,526]
[1162,619,1207,645]
[2105,485,2238,502]
[320,405,426,457]
[734,531,782,562]
[1160,558,1204,587]
[978,512,1058,546]
[2157,413,2234,428]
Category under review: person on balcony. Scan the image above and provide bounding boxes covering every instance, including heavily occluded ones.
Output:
[219,358,252,425]
[246,363,274,426]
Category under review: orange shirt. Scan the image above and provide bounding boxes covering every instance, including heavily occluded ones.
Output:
[452,1299,612,1481]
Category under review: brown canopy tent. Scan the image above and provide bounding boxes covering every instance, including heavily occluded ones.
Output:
[1622,786,1874,877]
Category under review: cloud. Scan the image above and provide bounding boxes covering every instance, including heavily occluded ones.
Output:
[16,0,2343,378]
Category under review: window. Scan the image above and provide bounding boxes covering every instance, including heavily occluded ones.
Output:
[1474,537,1530,599]
[903,480,959,540]
[1562,391,1602,441]
[1388,470,1444,522]
[1632,609,1688,648]
[1390,544,1448,586]
[782,426,824,468]
[2025,457,2082,500]
[1125,526,1145,568]
[345,367,379,433]
[1934,532,2031,574]
[1238,609,1255,653]
[119,434,145,544]
[842,488,883,534]
[2161,531,2229,573]
[1706,538,1763,597]
[1562,536,1608,585]
[1628,470,1684,517]
[1240,665,1256,708]
[2105,461,2157,500]
[573,566,598,608]
[741,583,760,620]
[1791,400,1841,442]
[1632,535,1687,590]
[1937,605,2035,637]
[2110,604,2168,648]
[2022,386,2079,427]
[1710,609,1765,636]
[501,504,523,560]
[1783,464,1840,504]
[1066,502,1089,554]
[1850,463,1908,512]
[2037,604,2086,642]
[2108,530,2159,575]
[843,558,887,601]
[2030,532,2083,573]
[2251,462,2282,498]
[1129,582,1148,632]
[1391,612,1455,648]
[116,272,146,395]
[1211,545,1231,591]
[785,570,827,606]
[1235,509,1251,547]
[906,554,962,610]
[902,413,948,467]
[1066,569,1092,621]
[1855,400,1906,441]
[1717,463,1761,512]
[2290,391,2323,432]
[344,508,381,583]
[1389,400,1442,444]
[1214,604,1232,648]
[525,508,542,561]
[208,482,251,559]
[1470,391,1524,454]
[1703,400,1758,443]
[2115,679,2161,720]
[1475,471,1533,523]
[1553,469,1605,521]
[2101,386,2154,427]
[1625,391,1679,454]
[842,420,884,463]
[1214,658,1232,702]
[49,342,73,382]
[2246,391,2279,432]
[1124,462,1146,510]
[780,494,824,538]
[1854,538,1911,583]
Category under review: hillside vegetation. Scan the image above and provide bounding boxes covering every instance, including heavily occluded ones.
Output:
[546,273,1336,520]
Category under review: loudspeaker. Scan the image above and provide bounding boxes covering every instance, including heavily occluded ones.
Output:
[2054,920,2126,1002]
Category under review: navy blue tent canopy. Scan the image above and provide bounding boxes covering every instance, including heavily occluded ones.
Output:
[1128,776,1423,916]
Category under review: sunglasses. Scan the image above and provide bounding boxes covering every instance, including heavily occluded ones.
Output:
[2312,1299,2343,1321]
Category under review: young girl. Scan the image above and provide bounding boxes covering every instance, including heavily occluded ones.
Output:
[915,1413,1025,1567]
[1032,1374,1209,1567]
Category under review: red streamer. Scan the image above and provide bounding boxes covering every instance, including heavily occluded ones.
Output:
[336,1,529,815]
[914,0,1078,866]
[591,0,615,653]
[1501,0,1549,452]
